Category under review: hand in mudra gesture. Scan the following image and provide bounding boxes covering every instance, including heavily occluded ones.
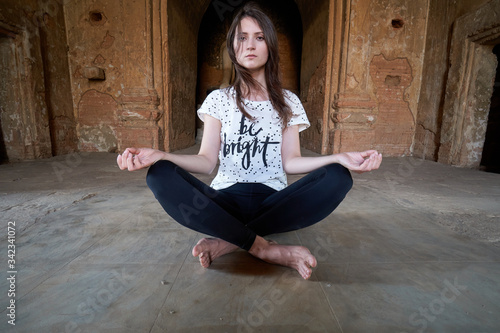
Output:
[117,147,164,171]
[336,150,382,174]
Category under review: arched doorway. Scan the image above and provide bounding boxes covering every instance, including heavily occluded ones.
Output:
[480,44,500,173]
[195,0,303,141]
[438,0,500,168]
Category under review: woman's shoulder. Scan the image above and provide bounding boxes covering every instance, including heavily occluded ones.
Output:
[202,88,233,105]
[282,89,302,104]
[207,87,236,100]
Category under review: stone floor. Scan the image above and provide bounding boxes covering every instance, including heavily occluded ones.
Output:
[1,145,500,332]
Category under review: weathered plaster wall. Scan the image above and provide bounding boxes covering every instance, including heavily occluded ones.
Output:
[413,0,450,160]
[165,0,209,151]
[332,0,428,156]
[65,0,161,152]
[414,0,495,164]
[296,0,329,153]
[436,0,500,168]
[39,0,78,156]
[0,0,75,161]
[2,0,499,170]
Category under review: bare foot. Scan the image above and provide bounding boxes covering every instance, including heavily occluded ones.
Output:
[192,238,239,268]
[249,236,317,280]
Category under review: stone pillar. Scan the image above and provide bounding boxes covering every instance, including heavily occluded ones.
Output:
[0,14,52,161]
[331,93,377,153]
[219,43,233,89]
[116,88,161,150]
[77,89,119,152]
[438,0,500,167]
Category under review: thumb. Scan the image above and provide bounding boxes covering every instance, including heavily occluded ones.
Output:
[360,150,377,158]
[125,147,140,155]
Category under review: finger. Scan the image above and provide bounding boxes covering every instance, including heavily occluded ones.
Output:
[360,150,378,158]
[126,147,139,155]
[368,155,378,171]
[368,156,378,170]
[117,154,125,170]
[357,156,371,171]
[374,153,382,169]
[360,154,377,172]
[126,152,136,171]
[119,153,129,170]
[367,154,379,170]
[121,151,131,169]
[368,153,382,171]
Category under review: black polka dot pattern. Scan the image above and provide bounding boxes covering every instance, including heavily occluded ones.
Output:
[197,87,310,191]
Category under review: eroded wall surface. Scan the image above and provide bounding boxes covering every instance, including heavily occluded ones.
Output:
[0,0,75,161]
[436,0,500,167]
[331,0,427,156]
[1,0,498,168]
[165,0,209,151]
[297,0,329,153]
[413,0,493,162]
[65,0,161,152]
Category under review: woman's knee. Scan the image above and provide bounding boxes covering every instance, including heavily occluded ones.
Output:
[324,163,353,194]
[146,160,177,192]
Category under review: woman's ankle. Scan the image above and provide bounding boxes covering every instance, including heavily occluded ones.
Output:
[248,236,270,257]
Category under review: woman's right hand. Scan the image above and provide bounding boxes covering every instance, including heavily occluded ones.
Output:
[334,150,382,174]
[117,147,166,171]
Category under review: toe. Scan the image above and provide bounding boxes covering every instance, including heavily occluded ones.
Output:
[198,252,211,268]
[308,256,317,268]
[303,266,312,279]
[192,245,200,257]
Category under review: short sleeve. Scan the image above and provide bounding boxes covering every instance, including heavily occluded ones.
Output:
[197,90,221,121]
[285,90,310,132]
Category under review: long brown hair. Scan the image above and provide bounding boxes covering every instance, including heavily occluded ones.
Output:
[226,2,292,126]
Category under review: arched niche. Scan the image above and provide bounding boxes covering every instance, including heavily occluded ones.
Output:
[195,0,303,140]
[438,0,500,167]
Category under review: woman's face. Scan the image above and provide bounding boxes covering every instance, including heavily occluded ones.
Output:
[234,17,269,73]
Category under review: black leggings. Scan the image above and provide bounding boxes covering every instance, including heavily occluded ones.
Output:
[146,161,353,251]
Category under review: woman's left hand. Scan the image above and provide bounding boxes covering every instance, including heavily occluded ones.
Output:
[117,147,165,171]
[335,150,382,173]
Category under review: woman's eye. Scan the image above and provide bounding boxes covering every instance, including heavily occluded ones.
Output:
[257,36,265,41]
[239,36,246,41]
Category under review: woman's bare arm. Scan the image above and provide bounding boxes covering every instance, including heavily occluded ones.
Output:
[281,125,382,174]
[117,115,221,174]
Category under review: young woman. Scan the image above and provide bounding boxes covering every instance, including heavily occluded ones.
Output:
[117,3,382,280]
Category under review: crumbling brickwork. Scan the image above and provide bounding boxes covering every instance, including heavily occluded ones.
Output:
[0,0,76,162]
[0,0,498,171]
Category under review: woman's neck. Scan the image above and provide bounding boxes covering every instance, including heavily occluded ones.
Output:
[251,68,267,88]
[242,69,268,101]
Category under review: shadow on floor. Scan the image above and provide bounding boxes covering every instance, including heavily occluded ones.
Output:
[1,147,499,332]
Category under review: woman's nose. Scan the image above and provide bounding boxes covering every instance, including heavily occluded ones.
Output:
[246,39,255,50]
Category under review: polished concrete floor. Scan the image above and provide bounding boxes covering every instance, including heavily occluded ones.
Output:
[1,146,500,332]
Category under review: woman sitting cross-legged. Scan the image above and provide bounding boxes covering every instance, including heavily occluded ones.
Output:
[117,3,382,280]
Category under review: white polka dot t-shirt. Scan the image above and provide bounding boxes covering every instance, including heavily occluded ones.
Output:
[197,87,310,191]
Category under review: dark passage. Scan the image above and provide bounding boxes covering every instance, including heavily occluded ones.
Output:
[481,44,500,173]
[0,35,11,164]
